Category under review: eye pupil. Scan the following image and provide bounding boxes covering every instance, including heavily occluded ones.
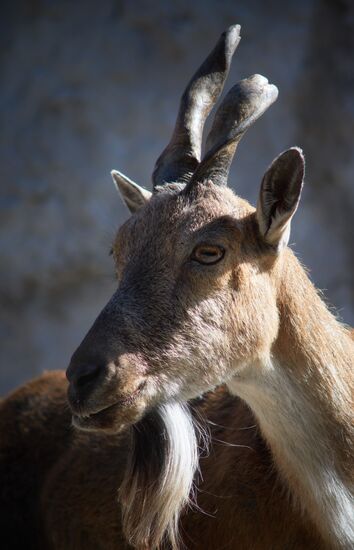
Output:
[192,245,225,265]
[204,250,216,256]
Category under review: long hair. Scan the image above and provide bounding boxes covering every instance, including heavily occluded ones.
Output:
[119,402,203,549]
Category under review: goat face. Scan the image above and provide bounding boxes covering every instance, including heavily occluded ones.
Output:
[66,180,284,433]
[65,26,307,550]
[66,25,304,434]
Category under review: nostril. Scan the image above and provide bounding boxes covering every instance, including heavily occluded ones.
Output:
[69,364,102,389]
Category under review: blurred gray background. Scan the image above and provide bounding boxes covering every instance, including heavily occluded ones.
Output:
[1,0,353,395]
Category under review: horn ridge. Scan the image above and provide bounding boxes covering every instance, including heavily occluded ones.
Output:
[152,25,241,188]
[186,74,279,189]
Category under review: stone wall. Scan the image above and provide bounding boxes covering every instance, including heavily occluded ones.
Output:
[1,0,353,394]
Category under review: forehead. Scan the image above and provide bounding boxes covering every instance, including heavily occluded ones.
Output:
[115,182,254,250]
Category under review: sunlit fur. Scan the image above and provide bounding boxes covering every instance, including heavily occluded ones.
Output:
[120,402,200,550]
[1,20,353,549]
[230,357,354,547]
[63,175,353,549]
[0,175,353,549]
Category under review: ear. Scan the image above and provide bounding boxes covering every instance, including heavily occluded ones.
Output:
[256,147,305,251]
[111,170,152,214]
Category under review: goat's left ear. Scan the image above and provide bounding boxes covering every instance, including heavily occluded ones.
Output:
[111,170,152,214]
[256,147,305,251]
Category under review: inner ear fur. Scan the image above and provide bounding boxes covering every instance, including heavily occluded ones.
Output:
[256,147,305,251]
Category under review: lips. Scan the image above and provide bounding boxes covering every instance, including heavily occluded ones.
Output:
[72,401,123,432]
[71,385,146,433]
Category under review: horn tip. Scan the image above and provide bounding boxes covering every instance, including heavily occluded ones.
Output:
[226,24,241,37]
[224,24,241,51]
[238,75,279,106]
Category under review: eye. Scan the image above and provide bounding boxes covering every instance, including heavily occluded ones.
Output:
[191,244,225,265]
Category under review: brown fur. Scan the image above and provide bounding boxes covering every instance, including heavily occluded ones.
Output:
[1,180,353,549]
[1,371,325,549]
[0,371,71,549]
[2,25,353,549]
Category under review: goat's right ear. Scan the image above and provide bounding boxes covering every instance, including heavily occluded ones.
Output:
[111,170,152,214]
[256,148,305,252]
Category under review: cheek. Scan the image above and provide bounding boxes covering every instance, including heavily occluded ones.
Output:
[151,300,233,384]
[227,269,279,360]
[147,269,279,393]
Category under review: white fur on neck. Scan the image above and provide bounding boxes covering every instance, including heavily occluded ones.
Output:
[228,358,354,548]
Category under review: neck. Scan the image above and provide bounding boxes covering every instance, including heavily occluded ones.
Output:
[229,250,354,548]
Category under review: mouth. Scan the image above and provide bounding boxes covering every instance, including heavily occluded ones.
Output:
[71,387,145,433]
[72,401,122,431]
